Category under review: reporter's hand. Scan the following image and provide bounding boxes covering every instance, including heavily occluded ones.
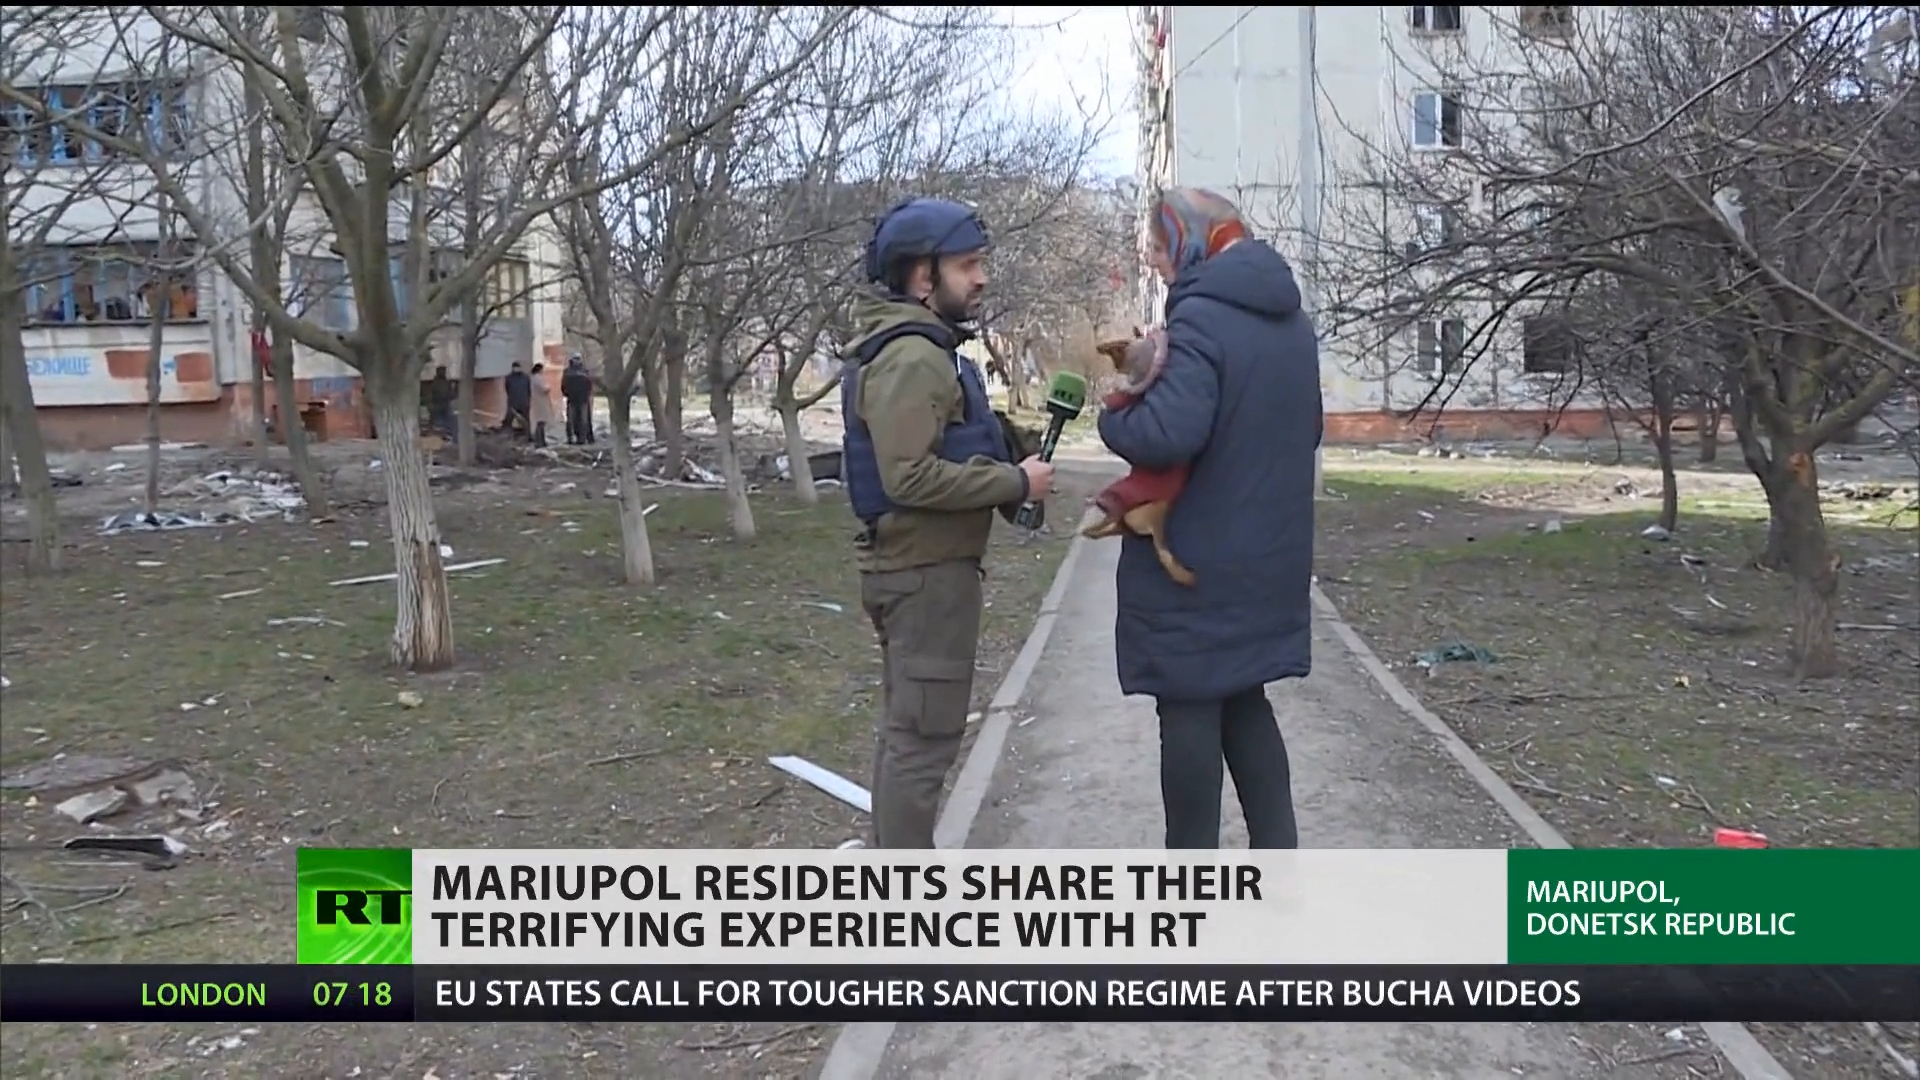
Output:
[1017,456,1056,500]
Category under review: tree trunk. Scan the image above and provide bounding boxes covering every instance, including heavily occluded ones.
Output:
[249,332,270,463]
[777,398,818,506]
[606,391,656,585]
[659,358,685,481]
[269,333,328,518]
[710,385,755,540]
[1765,450,1841,679]
[369,380,456,672]
[0,314,61,572]
[143,290,165,517]
[1698,402,1721,464]
[1650,369,1680,533]
[457,320,480,468]
[1,401,16,493]
[985,336,1029,412]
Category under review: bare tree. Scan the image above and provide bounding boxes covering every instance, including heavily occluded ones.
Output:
[228,8,325,514]
[1310,5,1919,678]
[556,6,857,579]
[9,6,852,668]
[1,8,181,572]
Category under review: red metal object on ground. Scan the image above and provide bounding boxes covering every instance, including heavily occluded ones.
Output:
[1713,828,1769,848]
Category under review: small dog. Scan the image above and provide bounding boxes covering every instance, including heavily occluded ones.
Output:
[1079,329,1196,586]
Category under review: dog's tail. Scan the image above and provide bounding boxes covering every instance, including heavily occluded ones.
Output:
[1155,542,1197,587]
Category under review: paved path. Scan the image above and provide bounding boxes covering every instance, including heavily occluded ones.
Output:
[852,527,1656,1079]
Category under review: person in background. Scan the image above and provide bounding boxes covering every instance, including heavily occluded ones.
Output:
[1096,186,1324,851]
[504,361,532,439]
[839,197,1054,850]
[528,362,554,448]
[561,355,596,445]
[427,365,457,438]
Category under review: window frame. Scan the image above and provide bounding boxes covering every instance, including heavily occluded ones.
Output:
[1518,5,1576,40]
[1409,5,1464,34]
[23,244,202,326]
[1415,317,1467,378]
[290,254,355,332]
[1411,90,1464,150]
[1521,315,1577,375]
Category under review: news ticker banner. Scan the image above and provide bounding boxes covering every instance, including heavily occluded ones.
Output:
[2,963,1915,1024]
[1,847,1914,1025]
[290,847,1920,967]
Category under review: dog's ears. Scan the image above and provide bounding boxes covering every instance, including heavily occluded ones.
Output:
[1095,339,1132,367]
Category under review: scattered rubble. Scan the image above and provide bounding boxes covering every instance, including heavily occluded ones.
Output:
[1412,642,1499,671]
[55,788,130,825]
[96,468,309,535]
[4,755,208,850]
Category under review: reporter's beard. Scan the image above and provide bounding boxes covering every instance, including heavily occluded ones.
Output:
[932,286,983,324]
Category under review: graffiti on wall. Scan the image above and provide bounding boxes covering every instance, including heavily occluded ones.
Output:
[26,347,221,407]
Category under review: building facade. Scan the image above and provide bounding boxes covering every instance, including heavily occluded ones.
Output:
[5,12,570,450]
[1136,5,1615,444]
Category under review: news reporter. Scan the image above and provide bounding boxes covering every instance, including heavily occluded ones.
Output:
[1096,187,1324,850]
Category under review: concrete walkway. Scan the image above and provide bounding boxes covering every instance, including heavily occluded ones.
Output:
[839,530,1666,1080]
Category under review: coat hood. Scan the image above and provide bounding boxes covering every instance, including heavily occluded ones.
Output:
[1167,239,1303,321]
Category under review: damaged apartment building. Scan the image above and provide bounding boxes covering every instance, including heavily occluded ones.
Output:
[4,10,568,450]
[1136,5,1615,443]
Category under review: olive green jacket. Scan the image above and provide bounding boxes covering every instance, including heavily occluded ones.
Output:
[847,294,1027,572]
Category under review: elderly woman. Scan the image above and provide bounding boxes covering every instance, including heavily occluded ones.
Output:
[1096,187,1324,850]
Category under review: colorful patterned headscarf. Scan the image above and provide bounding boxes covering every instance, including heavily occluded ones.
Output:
[1152,187,1249,274]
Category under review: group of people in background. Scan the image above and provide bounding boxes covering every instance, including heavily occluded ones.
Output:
[492,355,597,447]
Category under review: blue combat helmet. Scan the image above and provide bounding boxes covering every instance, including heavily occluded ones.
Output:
[864,197,991,292]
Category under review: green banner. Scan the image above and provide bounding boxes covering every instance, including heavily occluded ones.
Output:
[1507,849,1920,964]
[297,848,414,965]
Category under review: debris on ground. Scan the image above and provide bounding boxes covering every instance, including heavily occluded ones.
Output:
[55,788,130,824]
[63,834,190,861]
[49,470,83,488]
[1711,827,1769,849]
[7,754,205,828]
[329,558,504,587]
[100,509,244,535]
[95,468,308,535]
[2,753,179,794]
[398,691,425,708]
[1826,480,1917,502]
[110,441,207,453]
[768,755,871,813]
[267,615,343,628]
[1641,523,1672,541]
[1412,642,1499,670]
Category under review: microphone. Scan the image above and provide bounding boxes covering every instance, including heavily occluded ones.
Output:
[1013,371,1088,531]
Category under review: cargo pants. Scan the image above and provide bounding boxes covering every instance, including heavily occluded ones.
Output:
[860,558,983,849]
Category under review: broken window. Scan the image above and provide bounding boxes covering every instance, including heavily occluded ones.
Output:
[1410,6,1464,33]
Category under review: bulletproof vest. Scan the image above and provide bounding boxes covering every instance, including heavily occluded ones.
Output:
[840,321,1009,525]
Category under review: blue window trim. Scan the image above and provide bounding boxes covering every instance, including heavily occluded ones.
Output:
[25,248,204,325]
[85,93,125,162]
[5,101,31,166]
[388,256,410,317]
[46,87,76,164]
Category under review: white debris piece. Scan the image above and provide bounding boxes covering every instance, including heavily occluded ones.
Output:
[768,755,871,814]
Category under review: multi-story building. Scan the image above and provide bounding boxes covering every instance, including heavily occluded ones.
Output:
[1136,5,1613,444]
[5,11,570,450]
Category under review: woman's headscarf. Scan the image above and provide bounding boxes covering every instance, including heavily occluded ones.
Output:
[1152,187,1250,274]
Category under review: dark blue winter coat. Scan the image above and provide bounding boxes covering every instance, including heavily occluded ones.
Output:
[1096,239,1324,701]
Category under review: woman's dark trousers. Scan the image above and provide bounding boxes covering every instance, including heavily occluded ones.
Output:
[1156,685,1299,848]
